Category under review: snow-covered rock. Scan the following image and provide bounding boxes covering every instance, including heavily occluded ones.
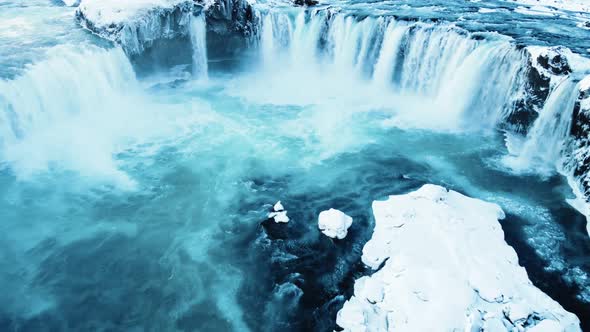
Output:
[566,74,590,236]
[336,184,581,332]
[504,47,572,134]
[76,0,257,56]
[318,208,353,239]
[506,0,590,13]
[76,0,195,55]
[78,0,189,30]
[268,201,289,223]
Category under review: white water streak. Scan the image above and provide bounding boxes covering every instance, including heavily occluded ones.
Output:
[189,14,208,80]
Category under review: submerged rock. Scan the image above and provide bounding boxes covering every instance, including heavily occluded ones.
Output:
[318,209,353,239]
[337,184,581,331]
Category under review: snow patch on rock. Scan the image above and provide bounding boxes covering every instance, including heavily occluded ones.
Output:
[318,208,353,239]
[78,0,188,28]
[268,201,289,223]
[337,184,581,332]
[506,0,590,13]
[76,0,195,54]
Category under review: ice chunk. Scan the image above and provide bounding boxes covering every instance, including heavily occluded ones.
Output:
[268,201,289,223]
[273,201,284,212]
[318,208,353,239]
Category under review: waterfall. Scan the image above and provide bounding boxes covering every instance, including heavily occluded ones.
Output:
[254,10,527,130]
[505,78,580,175]
[0,45,137,148]
[189,14,208,79]
[289,12,323,67]
[372,20,407,88]
[261,13,276,65]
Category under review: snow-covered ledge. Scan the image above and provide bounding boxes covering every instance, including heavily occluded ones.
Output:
[337,185,581,331]
[76,0,196,55]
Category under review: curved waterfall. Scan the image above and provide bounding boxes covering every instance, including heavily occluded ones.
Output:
[254,10,530,131]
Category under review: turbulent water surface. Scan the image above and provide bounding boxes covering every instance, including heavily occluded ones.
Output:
[1,0,590,330]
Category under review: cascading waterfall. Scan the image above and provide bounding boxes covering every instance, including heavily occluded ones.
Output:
[189,14,208,79]
[253,9,590,183]
[0,45,150,187]
[372,20,407,88]
[0,45,137,148]
[255,10,528,130]
[505,77,580,175]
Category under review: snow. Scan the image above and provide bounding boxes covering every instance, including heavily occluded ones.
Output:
[318,208,353,239]
[528,319,563,332]
[62,0,79,6]
[76,0,196,55]
[515,5,559,16]
[268,201,289,223]
[77,0,189,29]
[581,75,590,91]
[337,184,581,332]
[506,0,590,13]
[478,8,501,13]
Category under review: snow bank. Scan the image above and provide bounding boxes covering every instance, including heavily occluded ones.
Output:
[76,0,195,54]
[337,184,581,331]
[78,0,189,28]
[506,0,590,13]
[318,209,353,239]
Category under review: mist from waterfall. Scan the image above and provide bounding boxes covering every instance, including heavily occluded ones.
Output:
[254,10,528,131]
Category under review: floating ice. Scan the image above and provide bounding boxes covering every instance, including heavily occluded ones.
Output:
[273,201,284,212]
[318,209,353,239]
[268,201,289,223]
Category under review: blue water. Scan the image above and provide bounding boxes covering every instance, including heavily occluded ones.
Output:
[1,0,590,330]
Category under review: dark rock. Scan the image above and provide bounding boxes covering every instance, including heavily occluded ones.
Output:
[567,79,590,200]
[504,47,572,134]
[293,0,319,6]
[537,51,572,76]
[205,0,258,59]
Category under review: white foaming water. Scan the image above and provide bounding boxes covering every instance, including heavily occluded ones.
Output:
[0,44,215,189]
[189,14,208,80]
[372,20,407,88]
[252,10,527,132]
[504,77,580,175]
[0,45,139,187]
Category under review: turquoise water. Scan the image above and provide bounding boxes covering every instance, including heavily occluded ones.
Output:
[1,1,590,330]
